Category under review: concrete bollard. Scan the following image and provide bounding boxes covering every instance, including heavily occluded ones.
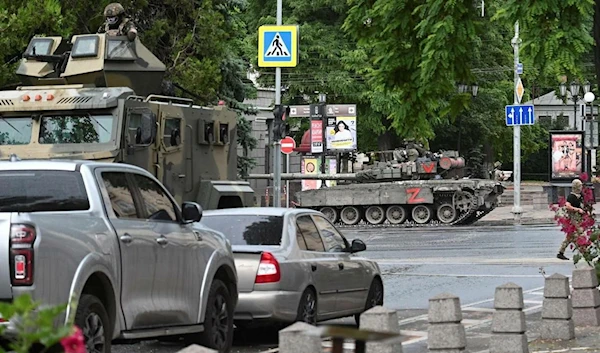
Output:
[540,273,575,340]
[360,306,403,353]
[571,268,600,326]
[279,322,321,353]
[489,283,529,353]
[176,345,217,353]
[427,293,466,353]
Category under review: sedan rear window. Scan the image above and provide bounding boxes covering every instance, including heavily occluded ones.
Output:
[0,170,89,212]
[201,215,283,246]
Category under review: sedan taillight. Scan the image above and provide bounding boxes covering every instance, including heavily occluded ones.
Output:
[255,252,281,284]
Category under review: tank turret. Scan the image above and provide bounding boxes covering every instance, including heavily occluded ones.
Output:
[15,34,165,96]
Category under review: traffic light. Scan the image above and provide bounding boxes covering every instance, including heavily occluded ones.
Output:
[273,105,290,140]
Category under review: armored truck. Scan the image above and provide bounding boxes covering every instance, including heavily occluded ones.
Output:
[0,33,255,209]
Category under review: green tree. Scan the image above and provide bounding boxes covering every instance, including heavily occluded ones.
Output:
[343,0,554,162]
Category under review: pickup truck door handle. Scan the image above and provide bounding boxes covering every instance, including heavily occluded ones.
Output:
[338,263,344,270]
[120,234,133,244]
[156,236,168,246]
[311,264,317,272]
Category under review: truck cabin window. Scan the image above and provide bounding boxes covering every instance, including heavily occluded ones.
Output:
[39,114,114,144]
[0,117,33,145]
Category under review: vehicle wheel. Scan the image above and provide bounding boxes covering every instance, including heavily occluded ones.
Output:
[296,288,317,325]
[340,206,361,225]
[75,294,111,353]
[320,207,338,223]
[437,203,456,224]
[355,278,384,326]
[386,205,406,224]
[411,205,432,224]
[365,206,385,225]
[189,279,234,353]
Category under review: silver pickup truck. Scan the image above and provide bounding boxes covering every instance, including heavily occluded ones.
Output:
[0,158,238,353]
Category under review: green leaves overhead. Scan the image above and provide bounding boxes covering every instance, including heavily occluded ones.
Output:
[343,0,484,141]
[493,0,594,80]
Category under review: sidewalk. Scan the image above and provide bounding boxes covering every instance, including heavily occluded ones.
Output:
[529,326,600,353]
[477,205,556,226]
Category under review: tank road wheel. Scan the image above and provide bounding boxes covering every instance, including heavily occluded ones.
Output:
[437,203,457,224]
[411,205,432,224]
[454,192,473,213]
[319,207,338,223]
[365,206,385,225]
[340,206,361,225]
[386,205,407,225]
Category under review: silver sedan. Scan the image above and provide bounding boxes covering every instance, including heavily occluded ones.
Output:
[200,207,383,328]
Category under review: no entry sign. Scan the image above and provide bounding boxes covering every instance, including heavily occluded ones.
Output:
[281,136,296,154]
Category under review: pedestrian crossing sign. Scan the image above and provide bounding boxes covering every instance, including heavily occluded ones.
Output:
[258,25,299,67]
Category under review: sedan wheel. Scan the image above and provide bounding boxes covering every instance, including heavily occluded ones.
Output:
[296,288,317,325]
[355,279,384,327]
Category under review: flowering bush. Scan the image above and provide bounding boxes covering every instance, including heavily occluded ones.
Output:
[0,294,84,353]
[551,173,600,278]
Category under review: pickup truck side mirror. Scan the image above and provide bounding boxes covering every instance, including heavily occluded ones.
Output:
[350,239,367,253]
[182,202,203,223]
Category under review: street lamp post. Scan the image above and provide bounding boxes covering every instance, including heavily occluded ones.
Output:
[318,92,327,188]
[560,81,581,129]
[456,83,479,155]
[584,89,595,177]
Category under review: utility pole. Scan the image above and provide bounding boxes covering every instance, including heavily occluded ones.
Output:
[511,21,522,220]
[272,0,283,207]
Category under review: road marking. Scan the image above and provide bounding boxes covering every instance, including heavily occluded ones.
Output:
[524,300,543,304]
[377,258,567,265]
[397,286,544,326]
[382,272,547,278]
[399,304,543,346]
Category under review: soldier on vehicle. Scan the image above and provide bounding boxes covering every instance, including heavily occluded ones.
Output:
[97,3,138,41]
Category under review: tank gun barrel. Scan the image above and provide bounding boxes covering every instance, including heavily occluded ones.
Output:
[247,173,357,180]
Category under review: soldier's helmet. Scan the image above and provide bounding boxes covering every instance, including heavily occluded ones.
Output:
[104,3,126,25]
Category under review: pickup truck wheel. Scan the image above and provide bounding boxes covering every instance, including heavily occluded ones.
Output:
[190,279,234,353]
[75,294,111,353]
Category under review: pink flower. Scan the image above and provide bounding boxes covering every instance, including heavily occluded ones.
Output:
[581,173,589,182]
[558,197,566,207]
[576,236,592,247]
[60,326,86,353]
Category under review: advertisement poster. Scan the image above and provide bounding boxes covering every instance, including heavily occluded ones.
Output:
[301,157,337,190]
[550,132,584,180]
[326,116,357,151]
[310,120,323,154]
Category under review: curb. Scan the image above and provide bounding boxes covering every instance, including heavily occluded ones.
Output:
[475,218,556,227]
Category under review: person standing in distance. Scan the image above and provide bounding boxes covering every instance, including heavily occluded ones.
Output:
[97,3,138,41]
[557,178,586,260]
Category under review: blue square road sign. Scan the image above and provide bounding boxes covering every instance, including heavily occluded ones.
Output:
[505,104,535,126]
[258,25,299,68]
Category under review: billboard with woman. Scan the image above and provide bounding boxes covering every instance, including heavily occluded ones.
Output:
[549,131,584,181]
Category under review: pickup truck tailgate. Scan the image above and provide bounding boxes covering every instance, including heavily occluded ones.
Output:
[0,214,12,299]
[233,251,262,293]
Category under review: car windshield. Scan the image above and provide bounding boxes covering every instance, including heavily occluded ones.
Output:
[39,114,113,144]
[0,170,90,212]
[201,215,284,246]
[0,117,33,145]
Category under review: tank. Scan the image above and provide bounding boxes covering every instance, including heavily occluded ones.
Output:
[294,146,504,227]
[0,33,255,210]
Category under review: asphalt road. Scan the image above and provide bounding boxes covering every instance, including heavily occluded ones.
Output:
[112,223,573,353]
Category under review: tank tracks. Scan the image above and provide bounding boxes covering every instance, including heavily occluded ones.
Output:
[312,190,498,229]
